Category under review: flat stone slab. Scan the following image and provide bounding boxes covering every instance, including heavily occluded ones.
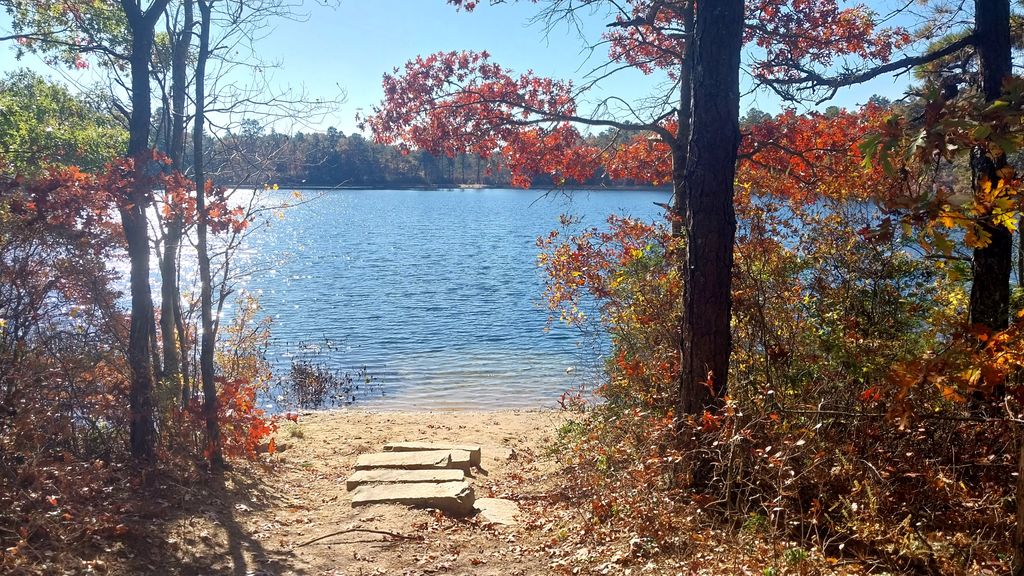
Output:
[345,468,465,491]
[384,442,482,467]
[354,449,473,472]
[351,481,475,515]
[474,498,521,525]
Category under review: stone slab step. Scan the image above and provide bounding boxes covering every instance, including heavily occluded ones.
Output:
[354,449,473,472]
[474,497,521,526]
[384,442,482,467]
[345,468,465,491]
[351,481,475,515]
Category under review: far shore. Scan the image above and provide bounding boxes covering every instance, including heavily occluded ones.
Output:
[231,183,673,192]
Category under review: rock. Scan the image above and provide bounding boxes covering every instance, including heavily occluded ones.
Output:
[474,498,520,525]
[351,481,475,515]
[345,468,465,491]
[353,449,472,471]
[384,442,482,467]
[491,447,516,461]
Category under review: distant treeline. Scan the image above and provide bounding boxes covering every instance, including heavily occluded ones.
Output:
[201,121,651,189]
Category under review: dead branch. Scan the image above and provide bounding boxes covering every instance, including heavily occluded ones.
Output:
[293,528,423,548]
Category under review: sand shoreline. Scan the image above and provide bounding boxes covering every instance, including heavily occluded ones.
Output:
[158,409,569,574]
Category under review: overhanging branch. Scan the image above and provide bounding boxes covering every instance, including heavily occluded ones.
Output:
[764,33,977,101]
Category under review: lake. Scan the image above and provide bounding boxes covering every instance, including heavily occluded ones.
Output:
[238,187,667,410]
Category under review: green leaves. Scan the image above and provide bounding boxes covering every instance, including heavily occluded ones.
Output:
[0,70,126,175]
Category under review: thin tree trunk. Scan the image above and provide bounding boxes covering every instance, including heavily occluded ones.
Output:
[160,222,183,384]
[670,3,694,430]
[160,0,193,402]
[121,4,165,460]
[1017,225,1023,289]
[194,0,223,467]
[122,199,156,460]
[175,293,191,404]
[1017,424,1024,575]
[150,315,162,380]
[679,0,743,422]
[670,0,694,239]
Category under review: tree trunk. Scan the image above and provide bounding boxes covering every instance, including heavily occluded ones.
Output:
[1017,425,1024,575]
[669,0,694,239]
[670,3,694,422]
[160,220,183,388]
[679,0,743,419]
[122,201,157,460]
[194,0,223,468]
[175,292,191,405]
[123,12,159,461]
[160,0,193,404]
[970,2,1024,570]
[971,0,1012,335]
[1017,225,1023,289]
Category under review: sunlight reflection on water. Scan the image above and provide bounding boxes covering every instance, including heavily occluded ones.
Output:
[181,187,667,410]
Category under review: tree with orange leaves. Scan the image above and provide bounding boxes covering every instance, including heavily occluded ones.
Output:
[367,0,915,421]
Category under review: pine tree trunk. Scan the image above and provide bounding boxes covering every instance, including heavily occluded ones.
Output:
[971,0,1012,335]
[679,0,742,421]
[969,2,1024,570]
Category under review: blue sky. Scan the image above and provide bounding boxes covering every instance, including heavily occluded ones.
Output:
[0,0,911,135]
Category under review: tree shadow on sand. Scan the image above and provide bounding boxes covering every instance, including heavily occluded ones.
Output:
[123,465,307,575]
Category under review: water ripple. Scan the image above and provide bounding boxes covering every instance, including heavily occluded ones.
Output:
[242,188,665,410]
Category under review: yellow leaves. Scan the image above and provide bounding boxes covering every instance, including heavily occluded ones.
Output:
[975,176,996,206]
[974,167,1018,211]
[960,368,982,390]
[964,224,992,249]
[994,210,1018,232]
[609,271,623,290]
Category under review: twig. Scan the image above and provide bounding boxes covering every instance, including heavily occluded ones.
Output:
[293,528,421,548]
[782,408,1007,424]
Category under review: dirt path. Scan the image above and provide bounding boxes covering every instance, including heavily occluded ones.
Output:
[155,410,569,576]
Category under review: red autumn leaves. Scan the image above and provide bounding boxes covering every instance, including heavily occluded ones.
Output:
[369,1,907,192]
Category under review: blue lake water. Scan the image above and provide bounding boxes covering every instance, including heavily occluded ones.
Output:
[239,187,667,410]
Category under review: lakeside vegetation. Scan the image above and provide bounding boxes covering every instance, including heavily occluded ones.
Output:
[4,0,1024,574]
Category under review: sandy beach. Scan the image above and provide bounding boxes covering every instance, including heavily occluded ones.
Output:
[156,409,570,575]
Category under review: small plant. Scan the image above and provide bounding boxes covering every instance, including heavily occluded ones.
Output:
[783,546,808,566]
[288,360,351,408]
[741,513,769,536]
[277,339,379,409]
[550,419,587,457]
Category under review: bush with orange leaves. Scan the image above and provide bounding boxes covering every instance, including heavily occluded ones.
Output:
[0,164,280,571]
[539,193,1015,573]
